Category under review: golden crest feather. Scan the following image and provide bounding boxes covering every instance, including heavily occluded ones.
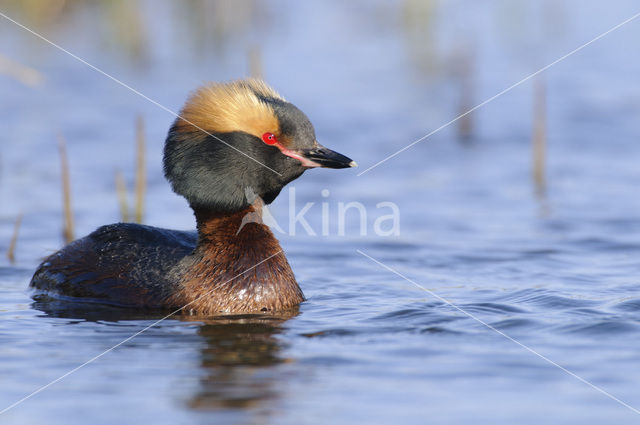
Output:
[176,79,284,138]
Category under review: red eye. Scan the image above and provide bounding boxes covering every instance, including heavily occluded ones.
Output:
[262,132,278,145]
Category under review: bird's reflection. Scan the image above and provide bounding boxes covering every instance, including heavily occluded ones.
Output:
[186,311,297,410]
[31,296,298,413]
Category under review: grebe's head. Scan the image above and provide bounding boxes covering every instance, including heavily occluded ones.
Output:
[164,79,355,213]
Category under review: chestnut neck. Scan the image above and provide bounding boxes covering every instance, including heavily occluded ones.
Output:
[194,206,250,238]
[191,202,275,255]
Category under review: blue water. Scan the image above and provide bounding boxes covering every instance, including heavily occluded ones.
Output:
[2,1,640,424]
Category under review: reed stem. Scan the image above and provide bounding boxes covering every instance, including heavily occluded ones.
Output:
[7,213,23,264]
[532,77,547,197]
[455,45,475,142]
[58,134,74,244]
[134,115,146,224]
[248,46,263,79]
[115,169,130,222]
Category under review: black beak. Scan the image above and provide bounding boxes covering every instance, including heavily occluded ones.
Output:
[300,144,357,169]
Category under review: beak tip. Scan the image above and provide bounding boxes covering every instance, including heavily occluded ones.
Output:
[348,160,358,168]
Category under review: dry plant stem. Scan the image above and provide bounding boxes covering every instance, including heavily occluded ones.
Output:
[248,46,263,79]
[135,115,146,224]
[58,134,74,244]
[7,213,23,264]
[532,77,547,197]
[0,54,44,87]
[115,169,130,222]
[455,46,474,141]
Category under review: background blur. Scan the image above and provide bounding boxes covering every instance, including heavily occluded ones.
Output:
[2,1,640,424]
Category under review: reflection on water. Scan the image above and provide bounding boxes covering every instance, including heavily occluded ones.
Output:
[31,295,174,322]
[189,313,295,411]
[31,297,297,414]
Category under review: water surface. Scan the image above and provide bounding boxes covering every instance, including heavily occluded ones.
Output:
[2,1,640,424]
